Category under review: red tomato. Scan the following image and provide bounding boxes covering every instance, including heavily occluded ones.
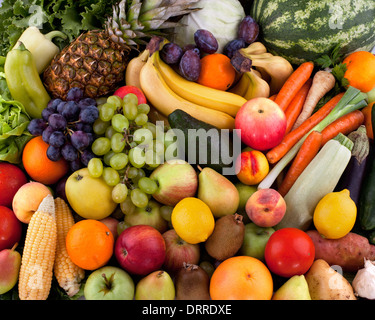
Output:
[114,85,147,104]
[0,163,28,207]
[0,206,22,251]
[264,228,315,278]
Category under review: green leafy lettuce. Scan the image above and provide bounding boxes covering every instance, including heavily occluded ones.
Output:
[0,0,120,56]
[0,96,32,163]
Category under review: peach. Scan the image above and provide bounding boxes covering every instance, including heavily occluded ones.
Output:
[235,150,269,185]
[246,188,286,227]
[12,182,52,224]
[99,217,120,240]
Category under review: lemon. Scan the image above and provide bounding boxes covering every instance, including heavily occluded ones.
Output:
[313,189,357,239]
[171,197,215,244]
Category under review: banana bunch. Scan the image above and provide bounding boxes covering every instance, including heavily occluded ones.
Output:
[125,45,249,130]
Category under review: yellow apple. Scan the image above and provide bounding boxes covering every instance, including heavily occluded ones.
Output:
[65,168,117,220]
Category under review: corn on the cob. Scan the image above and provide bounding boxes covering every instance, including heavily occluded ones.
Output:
[54,197,85,297]
[18,194,57,300]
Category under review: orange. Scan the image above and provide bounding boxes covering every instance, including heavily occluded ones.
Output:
[361,101,374,140]
[66,219,114,270]
[343,51,375,93]
[197,53,236,91]
[210,256,273,300]
[22,136,69,185]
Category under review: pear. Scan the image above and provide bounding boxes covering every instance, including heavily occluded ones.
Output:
[272,275,311,300]
[0,243,21,294]
[135,270,175,300]
[198,167,240,218]
[305,259,356,300]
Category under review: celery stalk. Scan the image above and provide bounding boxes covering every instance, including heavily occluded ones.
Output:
[258,86,368,190]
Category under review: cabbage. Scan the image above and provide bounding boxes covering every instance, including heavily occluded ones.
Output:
[173,0,245,53]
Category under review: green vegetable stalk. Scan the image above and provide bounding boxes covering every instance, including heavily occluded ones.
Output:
[14,27,67,74]
[4,42,50,119]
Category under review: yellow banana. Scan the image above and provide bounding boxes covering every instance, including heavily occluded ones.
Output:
[139,53,235,130]
[125,49,150,89]
[153,52,246,117]
[230,69,270,100]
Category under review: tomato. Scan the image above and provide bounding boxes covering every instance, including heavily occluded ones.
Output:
[264,228,315,278]
[0,206,22,251]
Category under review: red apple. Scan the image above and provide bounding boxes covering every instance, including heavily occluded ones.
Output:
[115,225,166,275]
[150,160,198,206]
[246,188,286,227]
[0,206,22,251]
[114,85,147,104]
[162,229,200,273]
[0,163,28,208]
[235,97,286,151]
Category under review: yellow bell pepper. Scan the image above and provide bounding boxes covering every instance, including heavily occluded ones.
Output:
[14,27,66,74]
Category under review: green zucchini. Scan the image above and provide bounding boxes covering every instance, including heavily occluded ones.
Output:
[358,105,375,231]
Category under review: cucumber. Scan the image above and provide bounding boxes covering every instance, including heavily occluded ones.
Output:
[358,106,375,230]
[167,109,237,175]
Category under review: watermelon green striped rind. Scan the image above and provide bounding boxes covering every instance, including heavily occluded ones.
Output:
[250,0,375,65]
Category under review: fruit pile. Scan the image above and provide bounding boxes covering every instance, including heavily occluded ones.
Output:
[1,0,375,302]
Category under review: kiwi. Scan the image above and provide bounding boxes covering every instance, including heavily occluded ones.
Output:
[175,262,211,300]
[204,213,245,261]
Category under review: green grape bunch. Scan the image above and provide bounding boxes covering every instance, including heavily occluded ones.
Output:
[87,93,169,210]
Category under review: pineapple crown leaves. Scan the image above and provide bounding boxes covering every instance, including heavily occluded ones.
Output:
[106,0,200,47]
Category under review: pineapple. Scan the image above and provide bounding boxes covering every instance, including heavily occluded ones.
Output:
[43,0,200,99]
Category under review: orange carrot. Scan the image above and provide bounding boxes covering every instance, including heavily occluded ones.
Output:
[266,92,345,164]
[284,78,312,134]
[269,94,277,101]
[278,131,322,196]
[274,61,315,112]
[320,110,365,146]
[291,70,336,130]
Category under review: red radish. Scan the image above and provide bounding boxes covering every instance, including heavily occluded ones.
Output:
[114,85,147,104]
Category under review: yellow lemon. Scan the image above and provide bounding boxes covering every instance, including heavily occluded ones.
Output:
[171,197,215,244]
[313,189,356,239]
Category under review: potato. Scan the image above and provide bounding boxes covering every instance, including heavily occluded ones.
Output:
[305,259,356,300]
[306,230,375,272]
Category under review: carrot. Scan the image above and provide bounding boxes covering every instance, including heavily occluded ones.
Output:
[278,131,322,196]
[266,92,344,164]
[320,110,365,146]
[274,61,315,112]
[284,78,312,134]
[291,70,336,131]
[269,94,277,101]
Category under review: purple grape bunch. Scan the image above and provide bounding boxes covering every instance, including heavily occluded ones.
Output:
[27,87,98,171]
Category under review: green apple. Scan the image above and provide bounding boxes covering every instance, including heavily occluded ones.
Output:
[135,270,175,300]
[84,266,134,300]
[124,200,168,233]
[150,160,198,206]
[65,168,117,220]
[239,222,275,261]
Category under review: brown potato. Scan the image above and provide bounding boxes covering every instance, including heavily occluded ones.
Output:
[305,259,356,300]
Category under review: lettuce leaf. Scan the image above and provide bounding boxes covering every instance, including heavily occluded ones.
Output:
[0,0,119,55]
[0,96,32,163]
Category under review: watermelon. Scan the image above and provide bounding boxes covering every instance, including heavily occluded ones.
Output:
[250,0,375,65]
